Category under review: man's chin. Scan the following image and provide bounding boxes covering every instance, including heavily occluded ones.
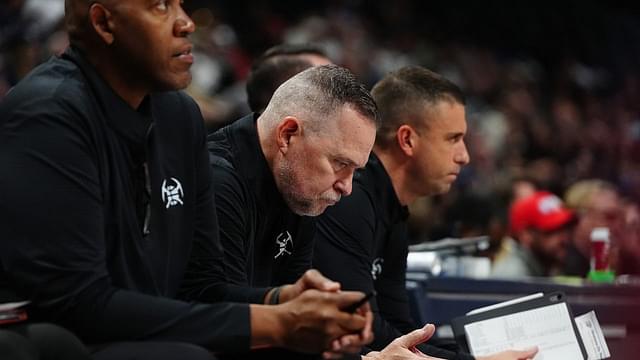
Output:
[292,205,327,217]
[289,201,330,217]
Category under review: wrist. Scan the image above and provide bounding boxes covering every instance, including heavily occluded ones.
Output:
[276,284,297,303]
[249,304,290,349]
[265,286,283,304]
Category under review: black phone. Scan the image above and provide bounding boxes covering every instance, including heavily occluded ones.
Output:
[343,290,376,313]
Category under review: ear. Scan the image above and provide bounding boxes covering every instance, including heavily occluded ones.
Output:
[275,116,302,154]
[89,3,115,45]
[396,124,418,157]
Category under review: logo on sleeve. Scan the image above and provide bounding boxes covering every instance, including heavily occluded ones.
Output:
[371,258,384,280]
[161,177,184,208]
[274,231,293,259]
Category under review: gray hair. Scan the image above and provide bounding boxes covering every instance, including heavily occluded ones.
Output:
[261,64,379,134]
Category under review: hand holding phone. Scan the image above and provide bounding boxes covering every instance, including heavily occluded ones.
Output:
[343,290,376,313]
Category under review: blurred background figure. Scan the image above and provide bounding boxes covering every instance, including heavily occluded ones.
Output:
[564,179,640,277]
[492,191,576,278]
[245,43,332,115]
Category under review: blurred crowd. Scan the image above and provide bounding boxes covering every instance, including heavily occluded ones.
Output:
[2,0,639,277]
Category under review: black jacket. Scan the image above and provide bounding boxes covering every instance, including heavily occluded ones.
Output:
[0,48,250,351]
[206,114,315,290]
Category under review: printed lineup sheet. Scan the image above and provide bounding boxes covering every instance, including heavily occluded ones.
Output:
[464,302,584,359]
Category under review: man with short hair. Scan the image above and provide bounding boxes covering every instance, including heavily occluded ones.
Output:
[204,64,378,307]
[0,1,372,359]
[246,43,332,114]
[314,66,540,360]
[493,191,575,278]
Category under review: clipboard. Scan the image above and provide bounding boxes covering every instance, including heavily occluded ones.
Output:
[451,292,588,359]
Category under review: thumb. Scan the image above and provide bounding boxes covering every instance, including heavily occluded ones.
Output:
[515,346,538,359]
[394,324,436,348]
[300,269,341,292]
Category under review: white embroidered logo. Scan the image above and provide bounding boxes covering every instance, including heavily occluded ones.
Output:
[371,258,384,280]
[274,231,293,259]
[161,177,184,209]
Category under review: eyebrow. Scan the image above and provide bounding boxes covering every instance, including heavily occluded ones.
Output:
[334,155,363,169]
[447,131,466,138]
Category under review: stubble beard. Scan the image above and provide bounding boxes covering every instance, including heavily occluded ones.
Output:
[275,159,338,217]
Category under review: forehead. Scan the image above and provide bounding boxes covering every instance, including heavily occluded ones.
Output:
[313,105,376,167]
[420,101,466,134]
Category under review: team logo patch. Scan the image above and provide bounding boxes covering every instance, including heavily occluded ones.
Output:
[274,231,293,259]
[161,177,184,209]
[371,258,384,280]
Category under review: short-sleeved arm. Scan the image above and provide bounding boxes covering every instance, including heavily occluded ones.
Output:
[0,93,251,351]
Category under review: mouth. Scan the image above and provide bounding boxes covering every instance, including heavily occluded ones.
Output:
[173,45,194,64]
[321,196,341,206]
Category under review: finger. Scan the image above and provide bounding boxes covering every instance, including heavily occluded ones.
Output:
[516,346,538,359]
[330,339,341,352]
[331,335,362,355]
[322,351,344,360]
[301,269,341,292]
[331,290,369,308]
[334,312,367,333]
[359,306,374,344]
[394,324,436,348]
[355,301,372,314]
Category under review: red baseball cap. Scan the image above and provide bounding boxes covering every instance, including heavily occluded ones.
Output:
[509,191,575,235]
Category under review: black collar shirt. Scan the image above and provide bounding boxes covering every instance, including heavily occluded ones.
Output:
[0,48,250,351]
[206,114,315,290]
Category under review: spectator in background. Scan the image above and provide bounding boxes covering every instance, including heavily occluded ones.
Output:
[564,179,640,277]
[492,191,575,278]
[245,43,331,114]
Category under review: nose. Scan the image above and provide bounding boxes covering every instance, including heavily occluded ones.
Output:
[174,8,196,37]
[334,174,353,197]
[455,141,470,165]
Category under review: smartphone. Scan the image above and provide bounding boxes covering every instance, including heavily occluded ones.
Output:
[343,290,376,313]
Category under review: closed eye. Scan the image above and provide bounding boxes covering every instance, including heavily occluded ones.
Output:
[448,133,464,143]
[333,160,349,171]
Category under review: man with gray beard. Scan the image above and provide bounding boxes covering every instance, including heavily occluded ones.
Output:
[201,65,378,297]
[195,64,377,358]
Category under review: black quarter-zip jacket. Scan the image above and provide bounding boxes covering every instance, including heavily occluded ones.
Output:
[205,114,315,290]
[0,48,250,351]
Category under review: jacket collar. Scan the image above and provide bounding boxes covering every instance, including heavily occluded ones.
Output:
[360,152,409,224]
[62,47,153,148]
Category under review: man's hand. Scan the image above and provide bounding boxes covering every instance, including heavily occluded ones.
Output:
[273,269,341,304]
[363,324,445,359]
[274,289,373,354]
[322,301,374,359]
[475,348,538,360]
